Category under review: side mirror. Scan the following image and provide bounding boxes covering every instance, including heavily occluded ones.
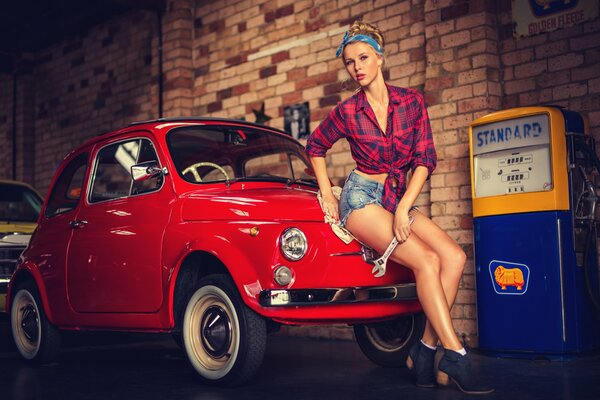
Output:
[131,161,168,182]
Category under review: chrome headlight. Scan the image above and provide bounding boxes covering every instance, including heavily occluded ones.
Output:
[280,227,307,261]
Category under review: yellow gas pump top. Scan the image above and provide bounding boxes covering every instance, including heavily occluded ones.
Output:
[469,107,573,218]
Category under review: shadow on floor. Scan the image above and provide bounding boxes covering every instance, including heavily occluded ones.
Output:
[0,318,599,400]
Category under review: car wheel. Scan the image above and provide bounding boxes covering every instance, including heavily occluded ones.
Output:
[353,312,426,367]
[10,281,61,363]
[182,274,266,386]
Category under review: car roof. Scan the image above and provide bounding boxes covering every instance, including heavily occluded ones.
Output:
[78,117,293,151]
[129,117,288,135]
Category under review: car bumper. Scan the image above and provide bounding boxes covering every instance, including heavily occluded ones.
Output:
[259,283,417,307]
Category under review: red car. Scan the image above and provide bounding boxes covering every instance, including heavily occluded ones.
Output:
[7,118,424,385]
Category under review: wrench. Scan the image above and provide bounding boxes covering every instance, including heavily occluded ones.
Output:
[369,213,415,278]
[371,237,399,278]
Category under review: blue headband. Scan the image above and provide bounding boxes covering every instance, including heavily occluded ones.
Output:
[335,32,383,58]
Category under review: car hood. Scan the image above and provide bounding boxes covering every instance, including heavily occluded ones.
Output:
[181,185,324,222]
[0,221,37,235]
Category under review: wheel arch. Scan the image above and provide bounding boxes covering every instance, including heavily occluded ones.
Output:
[166,234,268,330]
[6,265,55,323]
[171,250,233,331]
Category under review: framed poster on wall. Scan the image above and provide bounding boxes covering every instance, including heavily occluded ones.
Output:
[284,102,310,140]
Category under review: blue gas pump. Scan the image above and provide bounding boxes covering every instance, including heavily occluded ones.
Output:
[469,106,600,358]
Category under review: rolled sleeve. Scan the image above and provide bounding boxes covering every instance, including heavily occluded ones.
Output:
[306,106,347,157]
[410,97,437,177]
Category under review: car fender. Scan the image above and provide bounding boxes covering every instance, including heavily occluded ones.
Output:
[6,261,55,323]
[166,233,267,319]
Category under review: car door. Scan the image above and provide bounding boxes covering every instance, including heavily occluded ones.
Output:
[33,152,89,312]
[66,135,174,313]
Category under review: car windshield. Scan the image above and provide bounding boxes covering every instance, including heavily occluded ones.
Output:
[167,125,316,184]
[0,183,43,223]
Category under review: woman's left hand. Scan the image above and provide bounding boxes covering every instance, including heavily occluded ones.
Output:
[393,210,412,242]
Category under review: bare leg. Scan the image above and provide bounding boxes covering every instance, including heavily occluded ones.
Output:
[410,211,466,347]
[346,205,463,351]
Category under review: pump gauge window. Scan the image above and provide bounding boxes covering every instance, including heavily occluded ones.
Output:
[472,114,552,198]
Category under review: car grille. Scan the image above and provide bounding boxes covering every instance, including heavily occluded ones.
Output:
[0,245,25,282]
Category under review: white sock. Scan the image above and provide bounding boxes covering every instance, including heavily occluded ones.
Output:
[456,347,467,356]
[421,340,437,351]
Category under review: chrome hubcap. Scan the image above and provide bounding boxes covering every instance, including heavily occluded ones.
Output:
[201,305,231,358]
[21,304,39,342]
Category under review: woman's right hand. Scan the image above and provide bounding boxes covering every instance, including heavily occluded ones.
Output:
[321,191,340,222]
[309,156,339,222]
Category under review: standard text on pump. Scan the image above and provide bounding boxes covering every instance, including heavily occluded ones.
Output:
[476,122,543,148]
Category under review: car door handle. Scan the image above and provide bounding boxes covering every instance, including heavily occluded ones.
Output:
[69,220,88,229]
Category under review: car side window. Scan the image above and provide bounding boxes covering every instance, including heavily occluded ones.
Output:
[290,154,312,180]
[90,138,162,203]
[45,153,88,217]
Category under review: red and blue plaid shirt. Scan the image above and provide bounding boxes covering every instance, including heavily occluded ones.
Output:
[306,84,437,213]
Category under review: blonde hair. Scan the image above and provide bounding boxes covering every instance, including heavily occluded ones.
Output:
[347,21,385,54]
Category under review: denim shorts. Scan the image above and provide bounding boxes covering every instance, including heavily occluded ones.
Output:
[339,170,385,227]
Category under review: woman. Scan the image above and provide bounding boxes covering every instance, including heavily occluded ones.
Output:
[306,21,493,395]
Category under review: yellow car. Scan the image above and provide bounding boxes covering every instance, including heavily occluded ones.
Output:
[0,179,43,312]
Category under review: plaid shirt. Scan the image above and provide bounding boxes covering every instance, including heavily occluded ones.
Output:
[306,84,437,213]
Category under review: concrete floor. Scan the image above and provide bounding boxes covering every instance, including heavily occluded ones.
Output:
[1,318,599,400]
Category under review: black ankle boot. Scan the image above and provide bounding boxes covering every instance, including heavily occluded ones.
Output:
[406,341,436,388]
[437,349,494,395]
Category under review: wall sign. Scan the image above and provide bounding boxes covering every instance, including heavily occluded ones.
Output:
[512,0,599,38]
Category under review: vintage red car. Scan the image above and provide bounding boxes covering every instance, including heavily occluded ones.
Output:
[7,118,424,385]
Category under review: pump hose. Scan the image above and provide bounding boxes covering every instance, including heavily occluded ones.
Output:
[576,141,600,313]
[582,219,600,313]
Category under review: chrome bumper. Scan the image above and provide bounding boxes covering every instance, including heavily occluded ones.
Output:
[259,283,417,307]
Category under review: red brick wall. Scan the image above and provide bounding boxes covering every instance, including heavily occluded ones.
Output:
[498,3,600,132]
[0,0,599,344]
[191,0,427,188]
[0,10,159,194]
[423,1,504,345]
[0,75,14,174]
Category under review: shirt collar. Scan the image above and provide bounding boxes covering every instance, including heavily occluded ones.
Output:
[355,83,401,112]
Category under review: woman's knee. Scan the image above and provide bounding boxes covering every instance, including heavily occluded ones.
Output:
[415,249,441,276]
[444,246,466,275]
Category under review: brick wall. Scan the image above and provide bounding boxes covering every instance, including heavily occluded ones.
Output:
[423,0,505,346]
[0,75,13,174]
[498,3,600,133]
[0,10,159,194]
[191,0,427,187]
[0,0,599,345]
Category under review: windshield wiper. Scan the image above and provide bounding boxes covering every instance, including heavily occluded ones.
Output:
[225,176,289,187]
[224,176,318,188]
[286,178,319,188]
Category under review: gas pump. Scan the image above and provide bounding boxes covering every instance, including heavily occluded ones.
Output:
[469,106,600,358]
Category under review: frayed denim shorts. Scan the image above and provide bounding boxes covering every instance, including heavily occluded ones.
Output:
[339,170,385,227]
